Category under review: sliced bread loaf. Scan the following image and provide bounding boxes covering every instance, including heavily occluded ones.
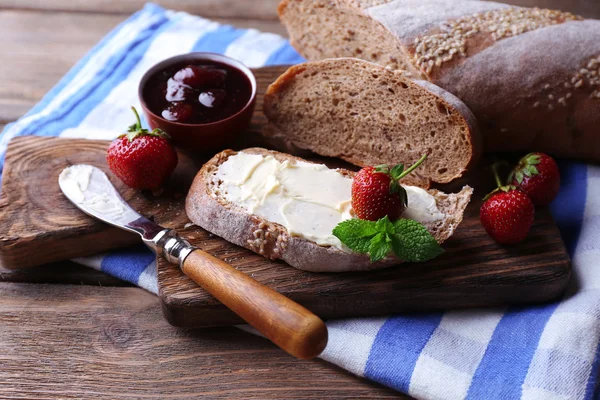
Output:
[279,0,600,162]
[185,148,473,272]
[263,58,481,188]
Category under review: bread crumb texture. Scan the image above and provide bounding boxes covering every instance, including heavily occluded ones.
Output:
[279,0,417,74]
[264,59,475,184]
[413,7,581,75]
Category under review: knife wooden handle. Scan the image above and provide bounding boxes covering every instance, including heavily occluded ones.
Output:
[181,249,328,359]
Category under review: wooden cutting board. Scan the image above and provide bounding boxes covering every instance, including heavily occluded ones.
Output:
[0,66,287,269]
[0,66,571,326]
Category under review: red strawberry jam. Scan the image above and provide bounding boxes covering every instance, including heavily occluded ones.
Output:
[144,60,251,124]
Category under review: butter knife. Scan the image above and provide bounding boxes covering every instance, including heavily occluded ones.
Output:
[58,164,327,359]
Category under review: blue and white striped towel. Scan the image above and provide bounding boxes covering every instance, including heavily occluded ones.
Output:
[1,4,598,399]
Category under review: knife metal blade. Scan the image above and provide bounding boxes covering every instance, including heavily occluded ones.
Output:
[58,164,193,264]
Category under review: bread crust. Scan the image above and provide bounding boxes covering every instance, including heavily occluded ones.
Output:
[279,0,600,162]
[186,148,473,272]
[263,58,482,188]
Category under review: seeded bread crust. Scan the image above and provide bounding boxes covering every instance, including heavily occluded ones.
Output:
[279,0,600,162]
[185,148,473,272]
[263,58,481,188]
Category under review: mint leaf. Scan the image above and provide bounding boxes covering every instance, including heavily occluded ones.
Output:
[368,233,391,262]
[375,216,395,235]
[333,219,378,253]
[391,219,444,262]
[333,216,443,263]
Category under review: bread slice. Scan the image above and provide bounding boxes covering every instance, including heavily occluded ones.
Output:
[185,148,473,272]
[263,58,481,188]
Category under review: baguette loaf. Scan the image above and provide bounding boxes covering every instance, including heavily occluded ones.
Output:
[279,0,600,162]
[185,148,473,272]
[263,58,481,187]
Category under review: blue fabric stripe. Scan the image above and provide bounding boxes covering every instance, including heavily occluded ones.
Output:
[0,4,164,175]
[191,24,247,53]
[24,13,171,140]
[550,161,588,256]
[264,42,305,65]
[364,314,443,392]
[465,303,560,400]
[585,339,600,400]
[100,245,155,285]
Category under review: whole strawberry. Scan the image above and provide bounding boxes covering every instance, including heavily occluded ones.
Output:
[107,107,178,190]
[352,154,427,221]
[511,152,560,207]
[480,165,535,245]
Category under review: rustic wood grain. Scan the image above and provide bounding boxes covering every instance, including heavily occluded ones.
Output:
[0,282,402,399]
[0,0,281,20]
[0,135,202,269]
[0,10,286,123]
[0,66,287,269]
[1,0,599,19]
[0,262,130,286]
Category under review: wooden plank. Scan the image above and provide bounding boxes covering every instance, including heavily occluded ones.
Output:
[0,10,287,123]
[0,282,402,399]
[0,0,281,20]
[0,136,198,269]
[0,262,130,286]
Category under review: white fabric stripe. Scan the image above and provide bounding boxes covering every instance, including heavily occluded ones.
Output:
[408,310,504,400]
[435,309,505,343]
[137,260,158,294]
[584,176,600,218]
[536,312,600,363]
[320,318,387,377]
[72,254,105,271]
[224,29,287,68]
[522,386,573,400]
[0,9,160,153]
[410,355,474,400]
[570,251,600,292]
[60,14,219,140]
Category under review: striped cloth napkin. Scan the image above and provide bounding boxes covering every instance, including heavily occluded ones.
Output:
[1,4,599,399]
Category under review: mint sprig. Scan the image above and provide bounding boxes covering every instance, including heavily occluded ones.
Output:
[332,216,443,262]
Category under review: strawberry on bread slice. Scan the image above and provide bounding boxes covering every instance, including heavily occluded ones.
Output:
[186,148,472,272]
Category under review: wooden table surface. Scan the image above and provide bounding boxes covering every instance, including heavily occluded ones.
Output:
[0,1,597,398]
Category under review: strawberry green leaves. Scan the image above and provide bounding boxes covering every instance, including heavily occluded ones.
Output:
[332,216,443,262]
[372,154,428,209]
[513,153,541,184]
[122,107,169,141]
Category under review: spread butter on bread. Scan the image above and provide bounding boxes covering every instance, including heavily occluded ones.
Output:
[186,148,472,272]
